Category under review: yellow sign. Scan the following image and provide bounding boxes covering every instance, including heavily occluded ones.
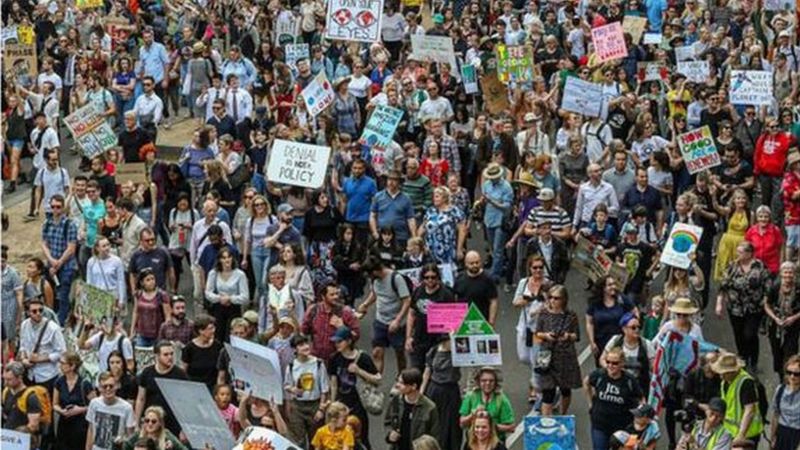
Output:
[76,0,103,9]
[17,26,34,45]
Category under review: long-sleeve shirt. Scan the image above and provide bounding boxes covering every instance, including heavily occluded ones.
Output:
[205,269,249,305]
[133,93,164,126]
[482,179,514,228]
[196,87,228,121]
[224,88,253,124]
[87,255,128,306]
[19,317,66,382]
[300,303,360,363]
[221,58,258,88]
[573,180,620,227]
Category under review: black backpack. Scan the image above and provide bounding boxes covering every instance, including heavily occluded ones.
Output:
[389,271,414,299]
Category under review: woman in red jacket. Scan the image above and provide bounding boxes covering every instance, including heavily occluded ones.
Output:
[745,205,783,275]
[754,118,794,210]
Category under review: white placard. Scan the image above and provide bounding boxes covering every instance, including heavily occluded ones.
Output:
[266,140,332,189]
[285,43,309,70]
[226,336,284,404]
[410,35,460,75]
[1,430,30,450]
[301,72,335,116]
[643,33,663,44]
[677,61,710,83]
[451,334,503,367]
[156,379,237,450]
[234,426,301,450]
[561,76,604,118]
[674,44,697,62]
[730,70,774,106]
[661,223,704,269]
[325,0,383,42]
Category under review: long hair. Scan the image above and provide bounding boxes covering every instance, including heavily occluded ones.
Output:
[467,412,500,450]
[141,406,168,448]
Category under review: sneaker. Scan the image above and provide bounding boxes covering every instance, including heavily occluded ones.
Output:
[23,213,38,222]
[4,183,16,194]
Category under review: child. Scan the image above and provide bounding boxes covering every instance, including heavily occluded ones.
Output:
[311,401,354,450]
[214,384,241,438]
[642,295,664,340]
[368,226,404,268]
[105,148,120,176]
[402,237,432,269]
[616,223,658,304]
[580,203,617,256]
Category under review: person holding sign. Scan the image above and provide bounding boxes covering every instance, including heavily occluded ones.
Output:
[458,367,516,441]
[406,264,457,369]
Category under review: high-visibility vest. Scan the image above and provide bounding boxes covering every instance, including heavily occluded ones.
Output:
[691,422,729,450]
[721,370,763,438]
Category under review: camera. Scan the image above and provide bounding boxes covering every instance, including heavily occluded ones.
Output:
[674,399,699,432]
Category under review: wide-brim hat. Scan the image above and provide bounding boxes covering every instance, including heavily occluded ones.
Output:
[669,297,700,315]
[711,352,746,374]
[334,76,351,89]
[788,151,800,167]
[513,171,540,188]
[192,41,206,53]
[482,163,503,180]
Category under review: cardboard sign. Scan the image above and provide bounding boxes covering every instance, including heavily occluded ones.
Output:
[730,70,773,106]
[105,17,133,47]
[623,16,648,44]
[524,416,577,450]
[674,44,697,62]
[678,126,721,174]
[451,304,502,367]
[410,35,460,79]
[325,0,383,42]
[677,61,710,83]
[1,430,31,450]
[496,45,534,84]
[285,43,309,70]
[461,64,479,94]
[643,33,663,45]
[572,235,629,287]
[275,12,300,45]
[561,76,603,118]
[65,103,118,158]
[637,63,668,82]
[234,427,301,450]
[267,140,331,189]
[766,0,795,10]
[591,22,628,63]
[76,0,103,9]
[480,75,510,114]
[427,302,468,333]
[3,44,38,87]
[227,337,284,403]
[359,105,403,151]
[78,281,117,323]
[661,223,704,269]
[115,163,148,185]
[301,72,335,116]
[156,379,237,450]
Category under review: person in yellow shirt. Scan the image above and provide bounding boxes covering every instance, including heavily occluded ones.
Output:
[666,74,692,118]
[312,402,355,450]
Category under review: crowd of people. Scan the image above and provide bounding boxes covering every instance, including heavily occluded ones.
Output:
[4,0,800,448]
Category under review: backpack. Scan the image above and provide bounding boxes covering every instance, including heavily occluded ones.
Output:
[745,371,770,424]
[389,271,414,299]
[2,385,53,426]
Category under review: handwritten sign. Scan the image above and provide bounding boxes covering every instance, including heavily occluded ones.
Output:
[637,63,668,82]
[562,76,603,118]
[730,70,773,106]
[451,304,502,367]
[591,22,628,63]
[76,0,103,9]
[674,44,697,62]
[65,103,118,158]
[226,336,284,404]
[275,12,300,45]
[3,44,38,87]
[643,33,663,45]
[301,72,335,116]
[677,61,710,83]
[572,235,628,287]
[480,75,510,114]
[284,43,309,70]
[496,45,534,84]
[661,223,704,269]
[267,140,331,189]
[410,35,460,78]
[359,105,404,151]
[678,126,721,174]
[1,430,31,450]
[234,427,300,450]
[461,64,479,94]
[427,303,468,333]
[157,379,236,450]
[78,281,117,323]
[766,0,795,9]
[623,16,648,44]
[325,0,383,42]
[1,26,18,44]
[524,416,577,450]
[115,163,148,185]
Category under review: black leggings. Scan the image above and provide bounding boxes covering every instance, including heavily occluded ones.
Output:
[541,386,571,404]
[729,312,762,369]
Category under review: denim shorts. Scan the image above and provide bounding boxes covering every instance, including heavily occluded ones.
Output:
[7,139,24,150]
[372,320,405,349]
[787,225,800,248]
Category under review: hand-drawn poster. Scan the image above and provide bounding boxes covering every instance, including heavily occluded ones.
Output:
[637,63,668,82]
[461,64,479,94]
[730,70,773,106]
[561,76,603,118]
[661,223,703,269]
[266,140,331,189]
[591,22,628,63]
[325,0,383,43]
[674,44,697,62]
[284,43,310,70]
[301,72,335,116]
[227,336,284,404]
[65,103,118,158]
[496,45,534,84]
[76,0,104,9]
[157,379,237,450]
[572,235,628,287]
[623,16,648,44]
[427,303,469,333]
[480,75,510,114]
[676,61,710,83]
[359,105,404,151]
[410,35,460,79]
[3,44,38,87]
[451,304,502,367]
[678,126,721,174]
[766,0,795,10]
[234,427,301,450]
[524,416,577,450]
[275,11,300,45]
[78,281,117,324]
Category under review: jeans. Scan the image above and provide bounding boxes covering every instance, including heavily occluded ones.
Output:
[115,94,135,129]
[135,335,157,347]
[591,427,611,450]
[487,226,506,282]
[56,264,76,325]
[251,173,267,195]
[250,246,271,304]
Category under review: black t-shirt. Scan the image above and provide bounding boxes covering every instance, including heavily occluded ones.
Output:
[399,399,414,450]
[92,174,117,201]
[714,161,753,192]
[137,364,188,435]
[303,206,342,243]
[700,108,733,137]
[118,128,152,163]
[588,368,642,432]
[454,272,498,322]
[616,241,655,295]
[129,247,173,290]
[2,387,42,430]
[181,340,223,391]
[723,377,757,406]
[411,285,456,343]
[327,351,379,408]
[607,105,634,140]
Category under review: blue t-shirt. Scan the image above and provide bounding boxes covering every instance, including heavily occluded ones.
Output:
[344,175,377,223]
[114,70,136,87]
[645,0,667,32]
[371,190,414,241]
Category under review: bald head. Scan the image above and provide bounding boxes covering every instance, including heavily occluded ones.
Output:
[465,251,482,276]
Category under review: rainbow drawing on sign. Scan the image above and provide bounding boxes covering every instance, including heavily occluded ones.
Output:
[661,223,704,269]
[670,229,700,253]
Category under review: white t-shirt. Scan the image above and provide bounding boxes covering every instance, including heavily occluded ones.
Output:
[285,356,330,401]
[37,72,63,91]
[87,332,135,373]
[348,75,371,98]
[34,166,70,213]
[382,13,407,42]
[86,396,136,450]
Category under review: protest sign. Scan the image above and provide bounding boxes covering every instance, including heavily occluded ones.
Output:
[78,281,116,324]
[591,22,628,63]
[267,140,331,189]
[325,0,383,42]
[674,44,696,62]
[2,26,18,44]
[3,44,38,87]
[461,64,479,94]
[115,163,148,185]
[677,61,710,83]
[661,223,704,269]
[157,379,237,450]
[480,75,510,114]
[766,0,795,9]
[496,45,534,84]
[65,103,118,158]
[730,70,773,106]
[678,126,721,174]
[637,63,668,82]
[17,26,34,45]
[234,427,301,450]
[451,304,502,367]
[427,303,468,333]
[227,336,284,403]
[275,12,300,45]
[301,72,335,116]
[410,35,460,78]
[76,0,103,9]
[643,33,663,45]
[105,17,133,47]
[561,76,603,118]
[1,430,31,450]
[623,16,648,43]
[359,105,404,150]
[396,263,457,291]
[524,416,577,450]
[572,235,628,287]
[284,43,309,70]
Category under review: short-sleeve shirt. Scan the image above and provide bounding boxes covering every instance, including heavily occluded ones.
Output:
[588,368,642,432]
[372,271,411,325]
[411,285,456,343]
[85,396,136,450]
[587,296,636,350]
[311,424,355,450]
[34,167,70,213]
[328,351,379,406]
[86,332,134,373]
[1,388,42,430]
[453,272,498,322]
[458,390,515,439]
[129,247,173,290]
[371,190,415,242]
[137,364,188,435]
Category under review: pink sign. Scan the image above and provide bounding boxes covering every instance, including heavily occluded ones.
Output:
[427,303,469,333]
[591,22,628,63]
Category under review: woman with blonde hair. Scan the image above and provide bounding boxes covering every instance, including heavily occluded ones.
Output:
[201,159,236,216]
[412,435,441,450]
[711,187,750,281]
[123,406,186,450]
[243,194,278,304]
[464,410,508,450]
[311,401,354,450]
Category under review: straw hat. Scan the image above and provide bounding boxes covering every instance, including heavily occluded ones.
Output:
[333,76,351,89]
[787,151,800,167]
[482,163,504,180]
[711,352,746,374]
[192,41,206,53]
[669,297,699,315]
[513,171,540,188]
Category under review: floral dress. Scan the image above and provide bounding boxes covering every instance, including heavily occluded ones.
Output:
[713,210,749,281]
[423,205,465,264]
[718,259,771,318]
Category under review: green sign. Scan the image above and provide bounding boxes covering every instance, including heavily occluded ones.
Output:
[496,44,534,84]
[79,282,116,323]
[455,304,494,335]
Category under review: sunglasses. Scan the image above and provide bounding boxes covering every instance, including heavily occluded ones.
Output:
[423,275,438,280]
[606,360,622,366]
[787,370,800,377]
[100,383,116,390]
[531,266,544,270]
[143,418,159,424]
[29,308,43,314]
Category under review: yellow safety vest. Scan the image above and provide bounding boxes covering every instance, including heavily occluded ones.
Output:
[721,370,763,438]
[691,422,728,450]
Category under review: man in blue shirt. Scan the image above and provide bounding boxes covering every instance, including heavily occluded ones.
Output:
[481,163,514,284]
[343,159,377,243]
[369,170,416,245]
[138,28,170,118]
[645,0,667,32]
[41,194,78,324]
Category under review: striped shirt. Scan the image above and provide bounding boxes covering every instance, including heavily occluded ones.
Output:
[527,206,571,233]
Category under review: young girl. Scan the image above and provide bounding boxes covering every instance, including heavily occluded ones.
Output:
[515,151,537,180]
[642,295,665,340]
[311,401,354,450]
[402,237,433,269]
[579,204,617,256]
[332,224,366,305]
[129,268,171,347]
[214,384,240,439]
[368,226,404,268]
[419,141,449,187]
